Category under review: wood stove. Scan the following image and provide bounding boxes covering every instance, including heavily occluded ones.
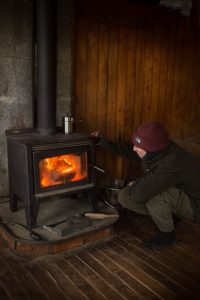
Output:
[6,130,97,228]
[5,1,100,229]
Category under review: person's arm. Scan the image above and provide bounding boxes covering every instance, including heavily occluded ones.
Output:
[91,132,139,160]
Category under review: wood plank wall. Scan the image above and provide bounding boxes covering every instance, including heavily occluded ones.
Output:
[74,0,200,180]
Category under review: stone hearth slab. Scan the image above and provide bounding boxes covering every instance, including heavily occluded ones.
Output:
[0,195,119,255]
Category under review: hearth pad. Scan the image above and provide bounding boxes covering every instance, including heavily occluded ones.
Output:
[0,195,119,255]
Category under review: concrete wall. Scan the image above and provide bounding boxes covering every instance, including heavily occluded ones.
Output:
[57,0,73,126]
[0,0,73,196]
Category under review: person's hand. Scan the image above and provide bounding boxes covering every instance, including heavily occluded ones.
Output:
[91,131,100,137]
[91,132,105,144]
[91,131,105,139]
[128,181,135,186]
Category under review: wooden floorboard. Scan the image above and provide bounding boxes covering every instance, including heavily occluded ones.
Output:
[0,213,200,300]
[76,249,138,299]
[113,237,192,299]
[117,234,200,299]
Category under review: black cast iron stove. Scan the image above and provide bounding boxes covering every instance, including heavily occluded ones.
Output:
[6,130,97,228]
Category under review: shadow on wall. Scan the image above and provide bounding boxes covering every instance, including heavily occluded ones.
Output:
[175,138,200,164]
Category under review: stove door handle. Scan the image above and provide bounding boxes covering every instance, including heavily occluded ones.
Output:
[89,164,106,173]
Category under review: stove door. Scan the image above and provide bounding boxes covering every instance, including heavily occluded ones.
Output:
[33,144,94,195]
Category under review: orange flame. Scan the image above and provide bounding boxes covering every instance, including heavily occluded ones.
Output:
[39,154,88,187]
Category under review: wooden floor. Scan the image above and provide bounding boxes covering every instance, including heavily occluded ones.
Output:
[0,212,200,300]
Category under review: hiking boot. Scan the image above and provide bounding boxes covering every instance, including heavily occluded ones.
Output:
[143,230,176,250]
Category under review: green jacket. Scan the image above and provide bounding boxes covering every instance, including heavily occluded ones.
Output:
[99,137,200,221]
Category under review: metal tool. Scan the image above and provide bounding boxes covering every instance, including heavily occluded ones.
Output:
[42,217,69,234]
[42,215,90,237]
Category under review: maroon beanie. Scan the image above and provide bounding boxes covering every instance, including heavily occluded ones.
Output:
[132,121,170,152]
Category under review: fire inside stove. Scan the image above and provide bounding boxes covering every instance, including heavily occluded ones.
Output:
[39,153,88,188]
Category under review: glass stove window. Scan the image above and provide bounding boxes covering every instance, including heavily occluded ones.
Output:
[39,152,88,187]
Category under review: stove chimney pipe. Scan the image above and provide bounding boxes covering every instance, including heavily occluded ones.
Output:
[36,0,57,135]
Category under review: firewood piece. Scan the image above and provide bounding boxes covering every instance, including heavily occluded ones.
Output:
[84,212,119,220]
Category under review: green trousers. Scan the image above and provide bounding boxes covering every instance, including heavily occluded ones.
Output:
[118,186,194,232]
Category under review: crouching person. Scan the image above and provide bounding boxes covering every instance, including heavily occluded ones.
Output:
[93,121,200,250]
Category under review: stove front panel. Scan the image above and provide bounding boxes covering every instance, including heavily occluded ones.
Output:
[33,143,94,194]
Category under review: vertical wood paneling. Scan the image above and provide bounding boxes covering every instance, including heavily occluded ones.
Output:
[74,18,88,132]
[95,22,109,176]
[188,28,200,136]
[105,25,119,177]
[75,0,200,179]
[115,27,128,178]
[142,27,154,122]
[122,28,137,178]
[85,22,98,132]
[176,19,189,137]
[151,10,162,121]
[124,28,136,140]
[183,25,195,137]
[133,28,146,129]
[156,10,169,124]
[165,16,177,135]
[170,17,182,137]
[96,23,108,132]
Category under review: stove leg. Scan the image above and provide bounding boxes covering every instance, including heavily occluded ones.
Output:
[10,193,18,212]
[88,190,98,212]
[25,197,40,228]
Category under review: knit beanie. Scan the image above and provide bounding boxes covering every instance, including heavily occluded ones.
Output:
[132,121,170,152]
